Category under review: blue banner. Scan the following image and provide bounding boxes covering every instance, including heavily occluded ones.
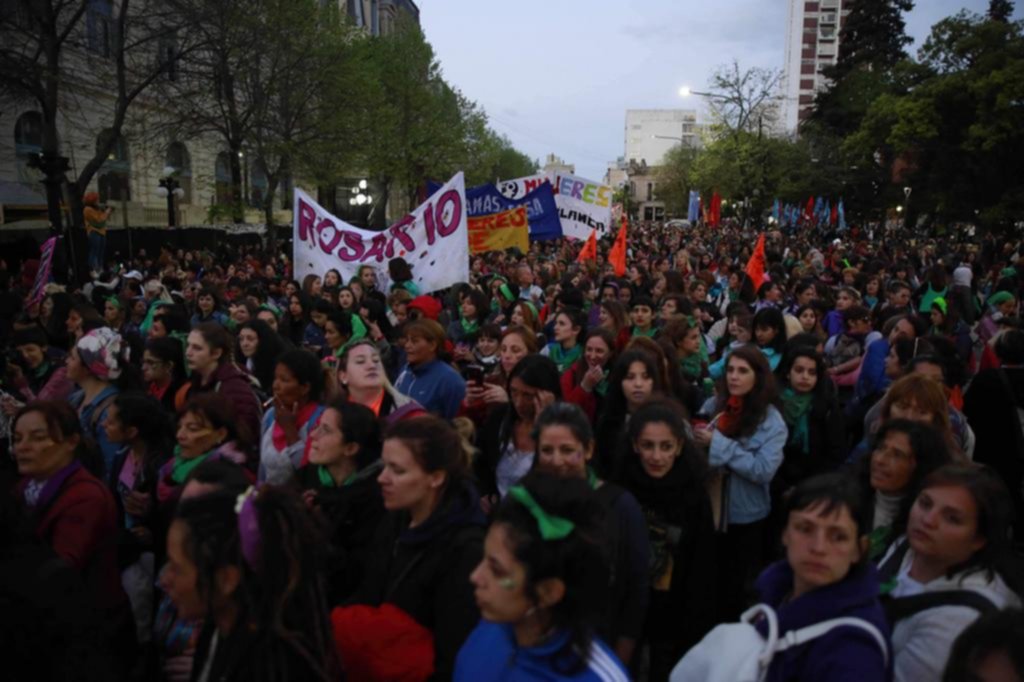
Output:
[429,180,563,242]
[687,190,700,223]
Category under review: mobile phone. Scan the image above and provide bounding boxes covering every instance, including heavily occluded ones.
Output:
[464,364,484,385]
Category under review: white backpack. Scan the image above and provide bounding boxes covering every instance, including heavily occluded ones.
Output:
[669,603,889,682]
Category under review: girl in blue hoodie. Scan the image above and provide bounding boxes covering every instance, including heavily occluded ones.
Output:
[455,472,629,682]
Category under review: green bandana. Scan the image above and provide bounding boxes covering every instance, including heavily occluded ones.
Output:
[548,342,582,373]
[679,353,703,380]
[632,326,657,338]
[460,316,480,336]
[508,485,575,540]
[334,315,369,358]
[105,295,123,309]
[318,466,357,488]
[586,466,599,490]
[781,387,813,454]
[987,291,1014,309]
[170,445,212,484]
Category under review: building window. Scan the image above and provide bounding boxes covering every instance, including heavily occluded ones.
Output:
[86,0,115,58]
[215,152,233,206]
[646,183,653,201]
[249,158,268,208]
[629,181,636,198]
[166,142,192,204]
[347,0,364,27]
[820,26,836,40]
[158,32,178,81]
[14,111,43,185]
[96,129,130,202]
[370,0,380,35]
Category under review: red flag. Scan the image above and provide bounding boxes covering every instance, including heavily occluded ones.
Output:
[804,196,815,223]
[576,228,598,263]
[830,202,838,226]
[710,192,722,227]
[745,233,766,290]
[608,216,628,277]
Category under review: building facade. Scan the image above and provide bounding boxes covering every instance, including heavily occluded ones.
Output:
[624,109,699,167]
[0,0,419,234]
[782,0,851,133]
[541,153,575,176]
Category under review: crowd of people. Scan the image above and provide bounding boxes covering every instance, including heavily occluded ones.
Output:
[1,217,1023,682]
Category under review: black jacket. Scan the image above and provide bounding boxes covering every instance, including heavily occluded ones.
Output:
[350,481,486,681]
[778,390,846,488]
[295,460,386,605]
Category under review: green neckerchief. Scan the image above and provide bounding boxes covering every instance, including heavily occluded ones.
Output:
[33,360,52,380]
[586,466,599,490]
[679,352,703,380]
[508,485,575,540]
[317,466,358,488]
[549,342,582,372]
[594,373,609,397]
[781,387,813,454]
[728,289,738,302]
[632,326,657,338]
[170,445,212,484]
[869,525,892,564]
[334,315,369,358]
[460,316,480,336]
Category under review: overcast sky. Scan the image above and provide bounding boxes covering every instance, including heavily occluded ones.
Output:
[420,0,1018,182]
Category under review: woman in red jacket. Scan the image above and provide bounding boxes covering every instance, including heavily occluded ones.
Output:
[12,400,134,670]
[561,327,617,424]
[177,322,261,468]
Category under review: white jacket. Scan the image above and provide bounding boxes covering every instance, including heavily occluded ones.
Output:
[881,541,1021,682]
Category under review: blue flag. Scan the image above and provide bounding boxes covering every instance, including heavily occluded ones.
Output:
[838,199,847,232]
[429,179,563,241]
[772,199,780,224]
[688,190,700,223]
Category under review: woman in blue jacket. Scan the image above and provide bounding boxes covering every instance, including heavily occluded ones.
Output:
[753,472,891,682]
[693,344,787,621]
[455,472,629,682]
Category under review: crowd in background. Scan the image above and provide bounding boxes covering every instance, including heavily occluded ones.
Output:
[1,218,1023,682]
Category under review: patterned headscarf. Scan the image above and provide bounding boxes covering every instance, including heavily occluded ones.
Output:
[76,327,126,380]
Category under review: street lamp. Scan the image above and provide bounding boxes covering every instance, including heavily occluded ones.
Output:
[156,165,186,237]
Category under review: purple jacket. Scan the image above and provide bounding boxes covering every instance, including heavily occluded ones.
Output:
[756,560,893,682]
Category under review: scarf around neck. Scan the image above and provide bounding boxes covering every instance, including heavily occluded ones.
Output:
[781,387,813,454]
[549,342,582,372]
[170,445,213,484]
[716,395,744,437]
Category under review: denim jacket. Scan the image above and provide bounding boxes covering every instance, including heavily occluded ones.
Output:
[709,405,787,524]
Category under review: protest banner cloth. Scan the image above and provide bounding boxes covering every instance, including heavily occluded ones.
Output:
[468,206,529,254]
[455,180,562,242]
[294,172,469,294]
[25,236,56,308]
[500,172,613,240]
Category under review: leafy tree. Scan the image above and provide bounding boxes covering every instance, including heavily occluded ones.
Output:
[704,60,783,135]
[0,0,197,278]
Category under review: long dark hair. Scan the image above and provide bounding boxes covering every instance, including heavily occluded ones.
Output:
[174,486,338,681]
[713,344,778,439]
[112,391,174,468]
[146,335,187,386]
[570,328,617,385]
[858,419,952,541]
[604,349,666,419]
[238,319,286,391]
[322,400,381,470]
[501,355,562,449]
[753,307,787,356]
[492,472,608,675]
[779,345,835,413]
[625,399,707,488]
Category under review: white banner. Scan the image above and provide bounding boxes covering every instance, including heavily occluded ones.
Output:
[500,172,612,240]
[293,172,469,294]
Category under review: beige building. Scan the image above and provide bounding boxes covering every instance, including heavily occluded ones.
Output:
[0,0,418,233]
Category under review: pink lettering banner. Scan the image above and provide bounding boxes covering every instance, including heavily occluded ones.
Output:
[293,172,468,294]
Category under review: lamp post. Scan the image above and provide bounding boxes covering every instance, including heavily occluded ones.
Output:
[348,179,375,227]
[156,165,185,243]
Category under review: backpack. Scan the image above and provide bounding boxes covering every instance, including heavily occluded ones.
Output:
[669,603,888,682]
[877,539,998,625]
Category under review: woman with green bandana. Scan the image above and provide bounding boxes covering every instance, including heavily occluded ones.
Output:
[560,328,617,423]
[773,346,846,535]
[156,393,252,515]
[542,307,585,373]
[447,287,489,346]
[529,402,650,670]
[978,290,1017,346]
[102,295,127,335]
[322,310,367,367]
[298,400,384,603]
[454,473,629,682]
[928,297,972,367]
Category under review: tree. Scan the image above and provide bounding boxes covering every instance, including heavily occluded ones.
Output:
[0,0,197,279]
[848,8,1024,230]
[654,143,699,217]
[989,0,1014,22]
[704,60,783,135]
